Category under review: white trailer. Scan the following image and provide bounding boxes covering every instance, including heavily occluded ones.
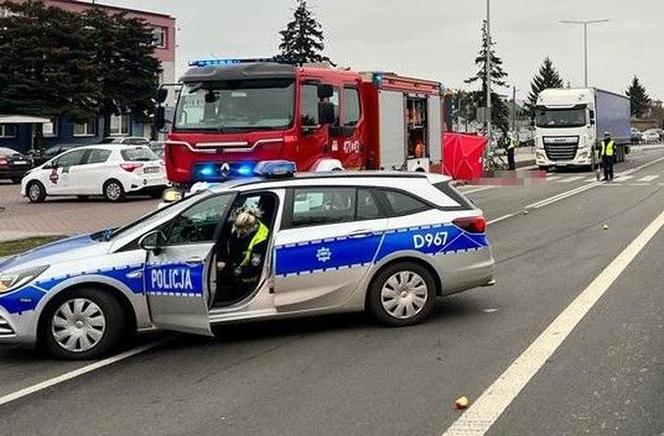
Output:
[534,88,631,170]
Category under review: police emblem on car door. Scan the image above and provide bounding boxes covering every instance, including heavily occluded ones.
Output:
[143,194,234,335]
[272,187,389,310]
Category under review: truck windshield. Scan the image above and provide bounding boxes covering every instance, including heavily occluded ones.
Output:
[174,79,295,132]
[536,108,587,128]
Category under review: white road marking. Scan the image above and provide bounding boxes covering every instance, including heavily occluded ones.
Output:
[557,176,584,183]
[462,186,496,195]
[637,175,660,182]
[614,175,634,182]
[0,337,172,407]
[545,176,561,182]
[443,209,664,436]
[487,214,516,225]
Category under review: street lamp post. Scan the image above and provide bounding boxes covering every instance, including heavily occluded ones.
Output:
[559,19,609,87]
[484,0,492,165]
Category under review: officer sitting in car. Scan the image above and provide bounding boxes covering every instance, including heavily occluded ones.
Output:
[216,206,269,302]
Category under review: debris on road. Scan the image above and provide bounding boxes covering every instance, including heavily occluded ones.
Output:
[603,224,610,230]
[455,396,470,410]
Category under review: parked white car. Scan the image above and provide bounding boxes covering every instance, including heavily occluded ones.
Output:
[21,144,168,203]
[642,129,660,144]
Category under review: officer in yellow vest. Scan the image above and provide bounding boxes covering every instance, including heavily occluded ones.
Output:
[217,207,270,299]
[599,131,616,182]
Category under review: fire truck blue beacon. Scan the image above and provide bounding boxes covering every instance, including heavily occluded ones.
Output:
[0,162,495,359]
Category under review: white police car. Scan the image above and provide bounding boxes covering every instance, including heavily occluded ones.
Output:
[0,161,495,359]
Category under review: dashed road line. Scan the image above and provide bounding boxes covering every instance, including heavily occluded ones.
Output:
[638,175,660,182]
[557,176,584,183]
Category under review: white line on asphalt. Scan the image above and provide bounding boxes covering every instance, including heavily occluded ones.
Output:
[545,176,561,182]
[0,337,172,408]
[442,209,664,436]
[614,175,634,182]
[557,176,584,183]
[487,214,516,225]
[462,186,496,195]
[638,175,660,182]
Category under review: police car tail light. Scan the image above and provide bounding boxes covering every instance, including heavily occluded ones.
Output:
[120,163,144,172]
[453,216,486,234]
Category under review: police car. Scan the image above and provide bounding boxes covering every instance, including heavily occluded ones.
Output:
[0,161,495,359]
[21,144,168,203]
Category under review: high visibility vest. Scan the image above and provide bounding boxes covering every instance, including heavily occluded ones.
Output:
[507,139,516,151]
[601,140,615,157]
[240,221,269,267]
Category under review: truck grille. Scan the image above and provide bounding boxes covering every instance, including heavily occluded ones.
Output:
[0,315,15,337]
[544,143,578,161]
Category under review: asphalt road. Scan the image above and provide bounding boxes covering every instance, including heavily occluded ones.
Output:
[1,147,663,435]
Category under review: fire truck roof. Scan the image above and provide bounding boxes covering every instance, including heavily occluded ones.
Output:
[182,62,296,82]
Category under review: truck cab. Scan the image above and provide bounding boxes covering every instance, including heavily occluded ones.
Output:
[535,88,631,171]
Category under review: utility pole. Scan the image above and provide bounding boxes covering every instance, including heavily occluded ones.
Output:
[482,0,492,169]
[559,19,609,87]
[512,86,517,134]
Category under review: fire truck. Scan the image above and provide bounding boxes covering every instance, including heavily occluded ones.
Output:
[155,59,443,186]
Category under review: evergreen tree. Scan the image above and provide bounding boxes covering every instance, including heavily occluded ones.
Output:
[83,9,161,137]
[464,20,510,134]
[626,76,651,118]
[0,1,100,121]
[526,57,564,118]
[277,0,331,65]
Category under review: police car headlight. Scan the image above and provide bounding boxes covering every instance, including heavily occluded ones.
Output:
[0,266,49,294]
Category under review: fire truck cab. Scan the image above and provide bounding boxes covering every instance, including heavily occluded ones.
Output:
[157,59,443,186]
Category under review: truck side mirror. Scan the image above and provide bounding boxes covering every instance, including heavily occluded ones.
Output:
[156,88,169,104]
[155,106,166,132]
[317,84,334,99]
[589,110,595,126]
[318,101,336,125]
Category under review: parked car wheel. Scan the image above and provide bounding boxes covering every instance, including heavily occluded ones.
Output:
[27,181,47,203]
[367,261,436,327]
[103,179,126,202]
[40,288,126,360]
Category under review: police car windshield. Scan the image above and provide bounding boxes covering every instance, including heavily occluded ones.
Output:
[106,191,209,241]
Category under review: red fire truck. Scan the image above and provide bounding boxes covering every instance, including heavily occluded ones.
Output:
[156,59,443,186]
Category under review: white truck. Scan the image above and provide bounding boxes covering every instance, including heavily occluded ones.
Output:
[535,88,631,170]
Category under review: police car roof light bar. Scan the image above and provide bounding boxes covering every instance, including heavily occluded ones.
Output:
[254,160,297,178]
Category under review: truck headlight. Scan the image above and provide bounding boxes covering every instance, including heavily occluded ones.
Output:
[0,266,49,294]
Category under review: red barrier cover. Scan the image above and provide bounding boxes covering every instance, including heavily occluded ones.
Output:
[442,133,487,180]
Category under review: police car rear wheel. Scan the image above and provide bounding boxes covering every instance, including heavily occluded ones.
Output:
[104,180,126,202]
[27,181,46,203]
[367,262,435,326]
[42,289,126,360]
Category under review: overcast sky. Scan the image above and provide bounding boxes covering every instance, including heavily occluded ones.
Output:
[105,0,663,102]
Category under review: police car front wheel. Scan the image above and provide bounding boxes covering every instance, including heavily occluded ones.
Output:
[41,289,126,360]
[367,262,436,326]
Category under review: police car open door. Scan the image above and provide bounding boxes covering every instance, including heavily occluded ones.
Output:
[143,193,235,336]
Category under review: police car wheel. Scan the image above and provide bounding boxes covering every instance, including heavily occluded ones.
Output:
[367,262,436,326]
[42,289,126,360]
[104,180,126,202]
[27,181,46,203]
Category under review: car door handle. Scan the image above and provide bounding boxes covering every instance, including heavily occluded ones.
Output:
[348,229,373,239]
[185,257,204,266]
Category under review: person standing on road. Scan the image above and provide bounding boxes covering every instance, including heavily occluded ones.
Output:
[599,132,616,182]
[506,133,516,171]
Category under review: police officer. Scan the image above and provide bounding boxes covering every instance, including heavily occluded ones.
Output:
[217,207,269,301]
[506,133,516,171]
[599,131,616,182]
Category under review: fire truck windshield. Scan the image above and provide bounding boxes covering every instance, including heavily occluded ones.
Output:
[174,79,295,132]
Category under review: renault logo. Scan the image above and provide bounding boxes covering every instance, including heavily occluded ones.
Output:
[219,163,231,177]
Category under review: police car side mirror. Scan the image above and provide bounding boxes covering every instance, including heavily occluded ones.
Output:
[139,230,166,253]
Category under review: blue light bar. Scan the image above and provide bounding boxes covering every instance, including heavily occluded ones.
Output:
[189,58,281,68]
[254,160,296,178]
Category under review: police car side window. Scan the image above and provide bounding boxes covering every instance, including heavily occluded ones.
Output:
[357,189,383,220]
[291,187,355,227]
[166,195,231,245]
[380,189,429,217]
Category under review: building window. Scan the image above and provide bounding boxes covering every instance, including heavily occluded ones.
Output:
[152,27,167,49]
[0,124,18,138]
[43,118,58,138]
[73,119,97,137]
[109,114,130,136]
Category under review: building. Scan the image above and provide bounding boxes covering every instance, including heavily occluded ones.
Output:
[0,0,176,153]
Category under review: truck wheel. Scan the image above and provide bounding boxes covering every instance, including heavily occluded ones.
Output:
[366,262,436,327]
[538,166,549,172]
[27,181,46,203]
[103,179,126,202]
[41,288,126,360]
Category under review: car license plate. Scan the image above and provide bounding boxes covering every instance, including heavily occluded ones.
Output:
[144,167,160,174]
[13,160,27,165]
